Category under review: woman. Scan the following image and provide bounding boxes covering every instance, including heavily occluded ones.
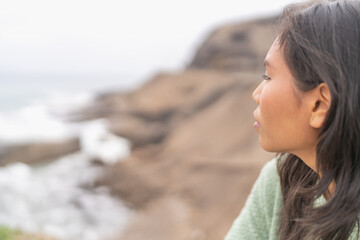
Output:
[225,0,360,239]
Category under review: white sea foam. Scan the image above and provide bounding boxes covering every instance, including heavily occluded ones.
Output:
[0,91,93,145]
[0,152,133,240]
[81,119,131,164]
[0,91,134,240]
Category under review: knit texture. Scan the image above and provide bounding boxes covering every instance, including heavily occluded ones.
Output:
[224,158,359,240]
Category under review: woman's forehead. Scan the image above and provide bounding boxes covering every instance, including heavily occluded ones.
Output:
[264,40,283,69]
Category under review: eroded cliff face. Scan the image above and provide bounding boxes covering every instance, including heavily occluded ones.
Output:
[84,16,278,240]
[188,16,278,72]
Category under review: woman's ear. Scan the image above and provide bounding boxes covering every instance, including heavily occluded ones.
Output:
[310,83,331,128]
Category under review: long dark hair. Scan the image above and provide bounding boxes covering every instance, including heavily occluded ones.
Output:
[276,1,360,239]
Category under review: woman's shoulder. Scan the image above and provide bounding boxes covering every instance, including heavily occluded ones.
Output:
[261,156,278,174]
[224,156,283,240]
[257,156,280,188]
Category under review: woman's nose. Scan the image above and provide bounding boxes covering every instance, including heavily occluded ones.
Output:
[252,81,263,105]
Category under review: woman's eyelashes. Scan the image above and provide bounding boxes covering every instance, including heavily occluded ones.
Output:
[262,74,271,80]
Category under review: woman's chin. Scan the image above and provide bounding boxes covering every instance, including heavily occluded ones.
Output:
[259,138,279,153]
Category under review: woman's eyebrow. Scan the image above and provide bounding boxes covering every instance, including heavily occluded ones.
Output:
[264,59,272,68]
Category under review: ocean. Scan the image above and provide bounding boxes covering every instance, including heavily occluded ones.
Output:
[0,79,135,239]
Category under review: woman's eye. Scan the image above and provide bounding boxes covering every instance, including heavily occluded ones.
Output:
[262,74,271,80]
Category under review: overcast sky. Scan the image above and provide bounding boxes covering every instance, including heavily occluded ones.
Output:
[0,0,301,80]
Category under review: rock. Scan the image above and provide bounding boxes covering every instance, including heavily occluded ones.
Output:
[108,114,168,149]
[0,138,80,166]
[76,70,259,150]
[14,232,57,240]
[188,16,278,73]
[81,14,278,240]
[95,160,164,209]
[111,70,257,148]
[95,71,273,240]
[66,92,129,121]
[110,196,194,240]
[90,157,106,166]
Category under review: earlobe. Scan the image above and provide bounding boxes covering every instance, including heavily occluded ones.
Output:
[310,113,315,124]
[309,83,331,129]
[310,109,328,128]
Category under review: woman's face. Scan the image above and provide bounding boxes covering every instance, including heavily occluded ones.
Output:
[252,39,317,155]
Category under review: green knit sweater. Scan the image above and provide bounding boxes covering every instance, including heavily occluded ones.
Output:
[224,158,358,240]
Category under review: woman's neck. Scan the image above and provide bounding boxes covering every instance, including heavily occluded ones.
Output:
[293,148,336,199]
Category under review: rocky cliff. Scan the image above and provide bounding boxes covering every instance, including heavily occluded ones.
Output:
[82,15,279,240]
